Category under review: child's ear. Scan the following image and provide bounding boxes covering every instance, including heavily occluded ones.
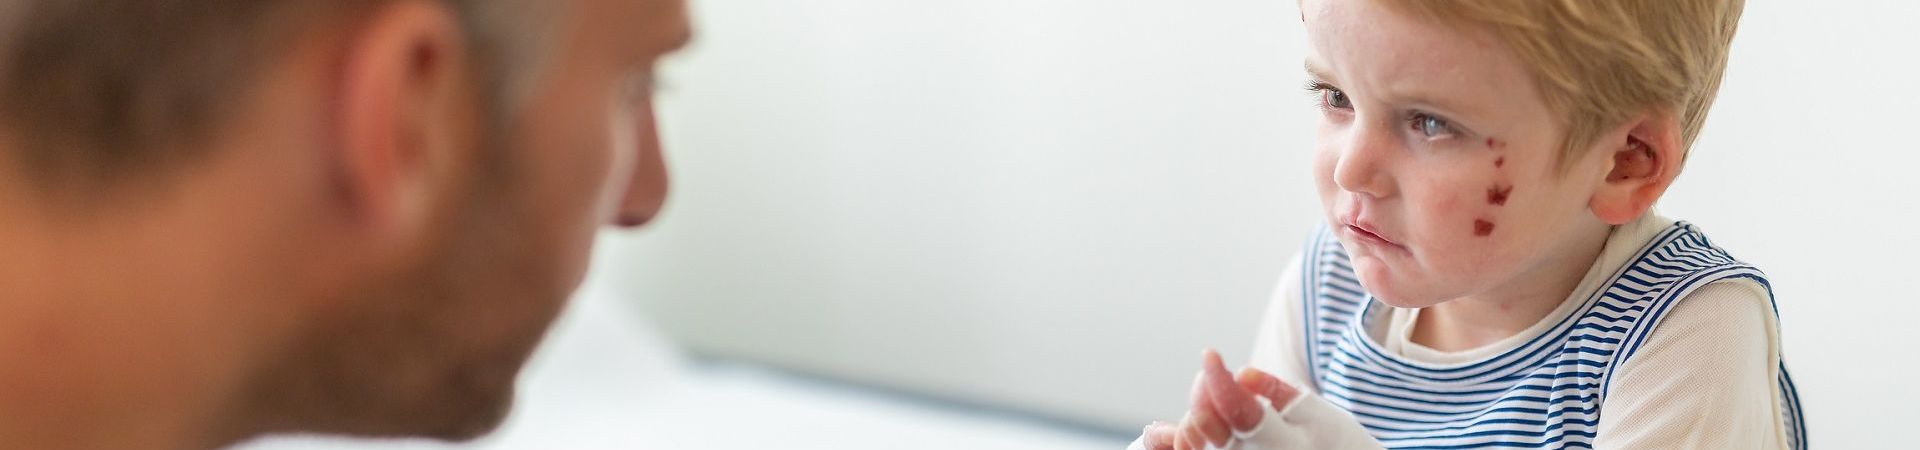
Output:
[1588,111,1685,225]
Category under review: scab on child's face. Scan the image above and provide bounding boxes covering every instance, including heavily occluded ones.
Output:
[1301,0,1617,308]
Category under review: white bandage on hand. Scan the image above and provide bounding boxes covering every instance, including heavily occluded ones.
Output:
[1126,393,1379,450]
[1215,393,1384,450]
[1122,396,1285,450]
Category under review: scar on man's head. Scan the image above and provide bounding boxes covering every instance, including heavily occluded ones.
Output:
[1474,219,1496,237]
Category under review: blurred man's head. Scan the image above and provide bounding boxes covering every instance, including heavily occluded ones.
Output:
[0,0,686,447]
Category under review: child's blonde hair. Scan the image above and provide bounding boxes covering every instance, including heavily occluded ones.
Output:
[1379,0,1745,169]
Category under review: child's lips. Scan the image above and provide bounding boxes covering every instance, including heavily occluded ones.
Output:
[1339,203,1404,250]
[1343,221,1404,249]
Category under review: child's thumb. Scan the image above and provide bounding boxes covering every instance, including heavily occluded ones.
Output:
[1200,349,1263,432]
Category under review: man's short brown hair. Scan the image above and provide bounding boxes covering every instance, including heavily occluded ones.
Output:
[0,0,549,186]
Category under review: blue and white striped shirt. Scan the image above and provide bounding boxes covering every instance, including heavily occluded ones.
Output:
[1297,221,1807,449]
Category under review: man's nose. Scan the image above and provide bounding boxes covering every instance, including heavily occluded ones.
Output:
[614,101,670,228]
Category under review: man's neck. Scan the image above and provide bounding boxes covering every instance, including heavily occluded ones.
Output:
[1411,224,1614,353]
[0,188,284,449]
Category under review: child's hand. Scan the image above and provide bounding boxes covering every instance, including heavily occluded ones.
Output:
[1137,349,1301,450]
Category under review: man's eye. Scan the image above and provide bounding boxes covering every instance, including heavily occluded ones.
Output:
[1409,112,1454,138]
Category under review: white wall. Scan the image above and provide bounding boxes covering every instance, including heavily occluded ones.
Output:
[1663,3,1920,447]
[601,0,1920,446]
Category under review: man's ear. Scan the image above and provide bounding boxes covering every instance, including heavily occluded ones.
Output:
[1588,110,1684,225]
[329,1,478,249]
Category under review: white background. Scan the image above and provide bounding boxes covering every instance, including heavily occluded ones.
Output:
[604,0,1920,447]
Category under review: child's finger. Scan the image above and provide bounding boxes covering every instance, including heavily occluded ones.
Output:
[1187,396,1233,447]
[1188,371,1233,446]
[1200,349,1264,432]
[1175,421,1201,450]
[1236,366,1302,409]
[1140,421,1178,450]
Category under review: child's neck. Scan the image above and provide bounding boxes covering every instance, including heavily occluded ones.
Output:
[1411,225,1614,353]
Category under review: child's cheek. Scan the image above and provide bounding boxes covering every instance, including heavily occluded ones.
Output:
[1310,139,1344,207]
[1417,176,1482,242]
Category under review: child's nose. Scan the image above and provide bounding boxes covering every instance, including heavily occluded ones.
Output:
[1331,121,1395,198]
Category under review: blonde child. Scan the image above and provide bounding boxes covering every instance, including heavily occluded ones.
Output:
[1133,0,1804,448]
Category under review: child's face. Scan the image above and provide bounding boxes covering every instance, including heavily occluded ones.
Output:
[1302,0,1617,308]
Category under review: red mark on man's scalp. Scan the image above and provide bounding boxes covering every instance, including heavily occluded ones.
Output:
[1486,138,1503,149]
[1494,157,1505,168]
[1474,220,1496,237]
[1487,185,1513,206]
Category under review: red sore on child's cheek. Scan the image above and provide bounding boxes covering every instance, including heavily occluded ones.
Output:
[1487,185,1513,206]
[1474,219,1496,237]
[1489,139,1506,167]
[1476,138,1506,237]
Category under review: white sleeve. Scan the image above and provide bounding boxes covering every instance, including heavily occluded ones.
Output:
[1247,254,1315,394]
[1593,280,1790,449]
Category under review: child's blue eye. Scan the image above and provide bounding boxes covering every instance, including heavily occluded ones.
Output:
[1305,81,1352,111]
[1409,112,1454,138]
[1323,88,1352,110]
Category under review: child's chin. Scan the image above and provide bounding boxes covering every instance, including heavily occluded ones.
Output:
[1351,264,1446,309]
[1371,293,1447,309]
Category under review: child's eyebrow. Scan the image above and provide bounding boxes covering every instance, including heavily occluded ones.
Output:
[1307,58,1494,124]
[1304,60,1336,84]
